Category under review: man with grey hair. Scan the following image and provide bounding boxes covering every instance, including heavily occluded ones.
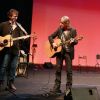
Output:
[48,16,78,95]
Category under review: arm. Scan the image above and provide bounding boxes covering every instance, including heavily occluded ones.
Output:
[70,28,78,45]
[48,28,60,48]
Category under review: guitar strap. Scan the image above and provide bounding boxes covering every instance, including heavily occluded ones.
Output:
[9,24,13,35]
[17,22,28,35]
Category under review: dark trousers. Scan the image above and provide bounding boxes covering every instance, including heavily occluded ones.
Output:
[54,52,72,90]
[0,53,18,83]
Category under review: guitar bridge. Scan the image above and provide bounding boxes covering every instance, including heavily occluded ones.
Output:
[54,47,57,51]
[3,39,8,46]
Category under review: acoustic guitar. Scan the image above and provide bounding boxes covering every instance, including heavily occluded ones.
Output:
[0,34,31,51]
[45,36,83,58]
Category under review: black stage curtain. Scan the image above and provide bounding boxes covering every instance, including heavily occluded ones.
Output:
[0,0,33,54]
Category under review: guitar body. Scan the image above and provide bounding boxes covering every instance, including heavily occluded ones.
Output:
[45,38,62,58]
[0,35,13,51]
[0,34,31,51]
[45,36,83,58]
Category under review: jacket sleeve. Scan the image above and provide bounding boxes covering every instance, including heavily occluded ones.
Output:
[48,28,60,45]
[71,28,78,45]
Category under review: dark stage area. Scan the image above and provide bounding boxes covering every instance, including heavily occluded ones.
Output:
[0,64,100,100]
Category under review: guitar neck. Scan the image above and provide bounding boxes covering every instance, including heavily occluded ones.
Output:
[13,35,30,41]
[59,36,83,47]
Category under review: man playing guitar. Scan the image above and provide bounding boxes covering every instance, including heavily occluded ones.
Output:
[0,9,28,92]
[48,16,78,95]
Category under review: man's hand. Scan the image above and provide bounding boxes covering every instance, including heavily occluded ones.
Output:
[52,43,57,48]
[70,38,75,44]
[0,42,4,47]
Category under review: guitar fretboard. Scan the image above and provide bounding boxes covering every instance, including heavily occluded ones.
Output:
[13,35,30,41]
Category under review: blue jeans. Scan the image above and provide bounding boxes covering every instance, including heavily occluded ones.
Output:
[0,53,19,82]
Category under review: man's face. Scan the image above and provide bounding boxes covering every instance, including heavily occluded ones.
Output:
[60,20,70,29]
[9,13,18,23]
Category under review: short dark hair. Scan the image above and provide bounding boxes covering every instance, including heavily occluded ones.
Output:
[7,9,19,17]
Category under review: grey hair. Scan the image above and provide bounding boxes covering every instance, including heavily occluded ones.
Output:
[60,16,70,22]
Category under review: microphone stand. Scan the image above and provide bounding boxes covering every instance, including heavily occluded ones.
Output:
[32,32,37,63]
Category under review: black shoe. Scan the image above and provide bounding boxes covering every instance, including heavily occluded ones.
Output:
[5,84,16,92]
[6,80,16,92]
[0,81,4,92]
[0,82,3,87]
[65,88,71,96]
[10,83,16,91]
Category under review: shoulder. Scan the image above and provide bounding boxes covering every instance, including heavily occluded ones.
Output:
[0,22,8,29]
[52,27,62,34]
[0,21,9,26]
[69,27,77,33]
[70,27,76,31]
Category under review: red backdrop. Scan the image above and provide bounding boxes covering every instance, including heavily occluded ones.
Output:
[29,0,100,66]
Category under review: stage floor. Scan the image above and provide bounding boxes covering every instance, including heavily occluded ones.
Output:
[0,65,100,100]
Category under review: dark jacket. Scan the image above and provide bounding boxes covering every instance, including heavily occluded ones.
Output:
[0,21,25,55]
[48,27,78,59]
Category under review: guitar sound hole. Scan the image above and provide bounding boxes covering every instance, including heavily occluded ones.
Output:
[54,47,57,51]
[3,39,8,46]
